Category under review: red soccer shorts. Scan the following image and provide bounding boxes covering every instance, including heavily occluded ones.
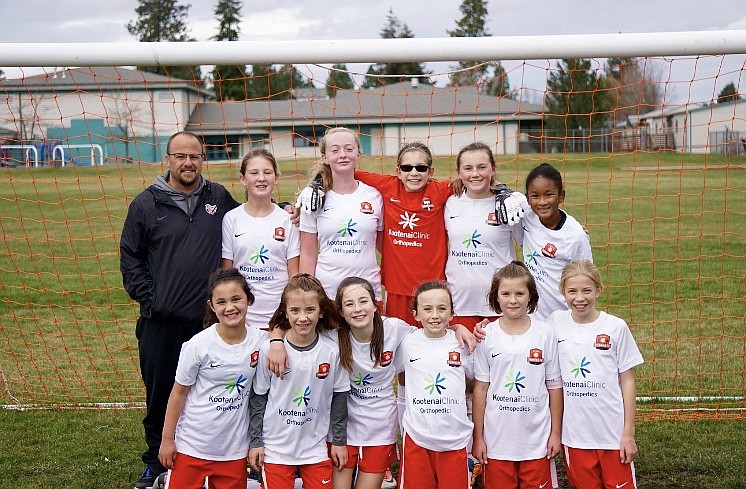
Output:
[262,460,333,489]
[481,457,554,489]
[338,443,398,473]
[399,434,468,489]
[563,446,637,489]
[166,452,246,489]
[384,293,417,327]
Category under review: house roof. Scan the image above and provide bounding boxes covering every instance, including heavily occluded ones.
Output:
[0,66,212,97]
[187,81,544,135]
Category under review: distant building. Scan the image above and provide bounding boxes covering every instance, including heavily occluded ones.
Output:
[0,67,543,165]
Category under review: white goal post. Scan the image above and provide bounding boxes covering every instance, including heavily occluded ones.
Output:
[1,30,745,67]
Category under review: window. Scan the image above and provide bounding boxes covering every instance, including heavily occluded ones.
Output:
[292,127,320,147]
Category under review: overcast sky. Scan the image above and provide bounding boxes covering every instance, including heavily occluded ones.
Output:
[2,0,745,103]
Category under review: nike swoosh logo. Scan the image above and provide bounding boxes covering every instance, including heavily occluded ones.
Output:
[389,197,401,203]
[322,479,331,484]
[540,482,549,488]
[491,352,502,358]
[449,215,458,219]
[558,339,567,343]
[157,216,167,221]
[616,483,629,488]
[209,362,223,368]
[409,358,420,362]
[234,232,245,237]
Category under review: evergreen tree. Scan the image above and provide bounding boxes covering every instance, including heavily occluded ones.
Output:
[126,0,201,81]
[361,8,429,89]
[447,0,513,98]
[544,58,611,134]
[717,81,742,103]
[327,64,355,98]
[211,0,247,101]
[246,64,311,100]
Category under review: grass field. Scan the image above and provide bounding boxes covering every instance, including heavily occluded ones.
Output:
[0,151,744,487]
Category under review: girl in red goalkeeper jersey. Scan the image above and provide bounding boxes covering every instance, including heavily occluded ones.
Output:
[355,142,453,326]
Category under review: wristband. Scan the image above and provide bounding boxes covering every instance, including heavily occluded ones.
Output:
[270,338,284,343]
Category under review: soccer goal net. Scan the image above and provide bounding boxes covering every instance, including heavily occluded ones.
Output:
[0,31,744,419]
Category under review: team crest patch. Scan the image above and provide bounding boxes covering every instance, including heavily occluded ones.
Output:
[204,203,217,215]
[273,227,286,241]
[250,350,259,368]
[486,212,499,226]
[380,351,394,367]
[527,348,544,364]
[316,363,331,379]
[422,197,434,210]
[594,334,611,350]
[541,243,558,258]
[360,202,374,214]
[447,351,461,367]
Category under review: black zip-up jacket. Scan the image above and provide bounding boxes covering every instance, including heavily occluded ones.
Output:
[120,180,239,323]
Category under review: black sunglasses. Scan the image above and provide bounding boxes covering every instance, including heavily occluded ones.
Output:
[398,164,430,173]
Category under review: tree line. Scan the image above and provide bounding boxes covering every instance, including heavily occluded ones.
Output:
[126,0,742,132]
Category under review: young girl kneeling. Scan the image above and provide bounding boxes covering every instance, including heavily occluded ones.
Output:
[249,274,349,489]
[397,281,473,489]
[471,261,562,489]
[158,268,267,489]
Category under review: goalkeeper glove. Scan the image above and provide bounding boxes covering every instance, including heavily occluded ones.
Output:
[295,174,326,213]
[491,183,524,226]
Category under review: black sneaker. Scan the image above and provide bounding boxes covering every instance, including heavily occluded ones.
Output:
[134,467,157,489]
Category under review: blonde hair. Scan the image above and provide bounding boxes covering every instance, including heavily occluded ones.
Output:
[558,259,603,294]
[310,127,362,190]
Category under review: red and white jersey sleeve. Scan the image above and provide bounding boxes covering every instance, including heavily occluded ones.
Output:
[222,205,300,328]
[299,182,383,299]
[473,319,560,461]
[345,316,417,446]
[549,310,643,449]
[174,325,267,461]
[517,194,593,321]
[356,171,452,296]
[253,334,350,465]
[397,329,473,452]
[445,194,517,316]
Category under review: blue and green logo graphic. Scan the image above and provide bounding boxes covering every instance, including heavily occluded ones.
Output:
[462,230,482,248]
[425,372,447,395]
[250,244,269,264]
[504,371,526,393]
[524,246,540,265]
[337,219,357,237]
[354,372,372,386]
[225,374,247,394]
[570,357,592,378]
[292,385,311,407]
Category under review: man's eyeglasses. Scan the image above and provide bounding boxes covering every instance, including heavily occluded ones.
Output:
[398,164,430,173]
[168,153,205,162]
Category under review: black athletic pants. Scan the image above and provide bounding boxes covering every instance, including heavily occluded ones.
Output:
[136,315,203,473]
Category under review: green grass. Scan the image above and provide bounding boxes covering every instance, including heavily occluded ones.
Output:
[0,408,743,488]
[0,152,744,487]
[3,152,743,409]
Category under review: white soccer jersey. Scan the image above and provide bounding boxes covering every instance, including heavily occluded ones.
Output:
[253,334,350,465]
[222,205,300,328]
[299,182,384,299]
[549,310,644,449]
[517,194,593,321]
[473,318,561,461]
[173,325,267,461]
[397,329,473,452]
[445,194,520,316]
[345,316,417,446]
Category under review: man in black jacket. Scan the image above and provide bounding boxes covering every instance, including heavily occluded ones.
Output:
[120,131,239,489]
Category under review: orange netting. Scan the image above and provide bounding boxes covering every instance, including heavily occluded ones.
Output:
[0,59,743,419]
